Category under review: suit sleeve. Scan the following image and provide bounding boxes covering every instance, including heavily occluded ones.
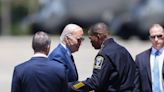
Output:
[11,67,22,92]
[84,54,113,90]
[69,54,115,91]
[62,65,69,92]
[133,56,141,92]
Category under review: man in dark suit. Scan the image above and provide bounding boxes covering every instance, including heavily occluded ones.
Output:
[69,22,136,92]
[48,24,84,82]
[11,31,68,92]
[135,24,164,92]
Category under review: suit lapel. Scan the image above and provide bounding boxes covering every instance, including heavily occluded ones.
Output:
[145,49,152,83]
[65,53,78,77]
[59,44,78,79]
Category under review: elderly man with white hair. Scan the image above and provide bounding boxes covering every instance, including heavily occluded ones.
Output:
[48,24,84,82]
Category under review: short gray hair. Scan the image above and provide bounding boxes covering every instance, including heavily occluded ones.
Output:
[32,31,51,52]
[149,24,164,33]
[60,24,83,41]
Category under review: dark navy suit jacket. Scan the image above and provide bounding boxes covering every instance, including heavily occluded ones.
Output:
[48,44,78,82]
[11,57,68,92]
[135,48,164,92]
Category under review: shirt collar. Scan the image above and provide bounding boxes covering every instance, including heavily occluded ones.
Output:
[60,42,71,55]
[32,53,47,58]
[151,47,164,55]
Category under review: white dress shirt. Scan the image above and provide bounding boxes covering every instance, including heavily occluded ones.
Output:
[33,53,47,58]
[150,47,164,92]
[60,42,71,56]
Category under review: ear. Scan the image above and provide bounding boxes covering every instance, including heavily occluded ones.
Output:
[45,45,50,55]
[47,45,51,53]
[97,34,101,39]
[66,35,78,45]
[47,45,50,50]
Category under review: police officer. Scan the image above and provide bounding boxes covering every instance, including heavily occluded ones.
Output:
[69,23,136,92]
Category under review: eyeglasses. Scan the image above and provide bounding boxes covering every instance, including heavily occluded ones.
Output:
[149,34,163,39]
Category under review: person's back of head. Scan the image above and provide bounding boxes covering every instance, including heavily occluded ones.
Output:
[32,31,51,55]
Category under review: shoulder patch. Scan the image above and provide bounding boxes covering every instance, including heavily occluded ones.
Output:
[73,82,85,89]
[94,55,104,69]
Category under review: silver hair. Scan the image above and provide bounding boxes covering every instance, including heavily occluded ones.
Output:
[32,31,51,52]
[60,24,82,42]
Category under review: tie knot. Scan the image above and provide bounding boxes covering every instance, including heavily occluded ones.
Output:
[155,51,160,56]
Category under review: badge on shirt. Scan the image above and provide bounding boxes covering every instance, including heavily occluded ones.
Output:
[94,55,104,69]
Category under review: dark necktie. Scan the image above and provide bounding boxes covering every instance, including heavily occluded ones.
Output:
[70,54,78,79]
[70,55,74,63]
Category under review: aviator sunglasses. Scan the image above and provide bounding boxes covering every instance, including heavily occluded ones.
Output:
[149,34,163,39]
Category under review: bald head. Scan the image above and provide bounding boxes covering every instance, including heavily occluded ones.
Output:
[60,24,83,41]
